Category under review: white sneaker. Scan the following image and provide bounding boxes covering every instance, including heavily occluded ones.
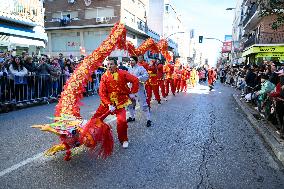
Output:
[122,141,129,148]
[163,97,168,101]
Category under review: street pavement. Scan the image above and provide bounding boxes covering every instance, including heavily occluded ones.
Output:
[0,83,284,189]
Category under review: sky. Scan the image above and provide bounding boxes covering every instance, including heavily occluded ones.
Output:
[174,0,237,66]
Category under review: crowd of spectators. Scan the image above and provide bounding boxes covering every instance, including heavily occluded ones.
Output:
[219,61,284,139]
[0,50,101,110]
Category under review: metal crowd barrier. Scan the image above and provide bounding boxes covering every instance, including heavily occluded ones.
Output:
[0,72,102,107]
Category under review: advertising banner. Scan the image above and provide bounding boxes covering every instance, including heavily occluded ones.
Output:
[222,41,232,53]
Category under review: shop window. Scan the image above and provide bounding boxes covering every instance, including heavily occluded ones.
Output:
[52,11,78,20]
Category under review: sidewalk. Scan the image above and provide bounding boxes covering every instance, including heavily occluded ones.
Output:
[233,93,284,164]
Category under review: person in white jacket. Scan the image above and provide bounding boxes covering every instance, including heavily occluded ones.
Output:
[127,56,152,127]
[9,56,28,80]
[8,56,28,102]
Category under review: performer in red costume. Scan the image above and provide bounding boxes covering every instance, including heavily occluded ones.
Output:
[145,59,161,105]
[208,67,215,91]
[156,59,167,101]
[92,58,139,148]
[213,68,217,84]
[173,65,182,93]
[180,66,190,92]
[164,61,175,96]
[138,55,149,70]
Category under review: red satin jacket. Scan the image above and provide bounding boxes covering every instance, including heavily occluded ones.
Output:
[147,62,158,85]
[99,69,139,109]
[181,69,190,80]
[157,64,164,80]
[164,64,174,79]
[138,61,149,71]
[173,68,182,79]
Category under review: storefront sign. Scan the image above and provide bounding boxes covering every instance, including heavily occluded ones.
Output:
[256,52,284,59]
[224,35,232,42]
[67,42,80,47]
[222,41,232,53]
[243,45,284,56]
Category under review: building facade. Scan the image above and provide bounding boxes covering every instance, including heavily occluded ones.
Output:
[44,0,161,61]
[0,0,47,54]
[237,0,284,64]
[147,0,189,63]
[231,0,244,65]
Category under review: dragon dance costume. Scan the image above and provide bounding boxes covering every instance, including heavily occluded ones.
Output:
[91,69,139,143]
[173,66,182,93]
[145,60,161,105]
[180,67,190,92]
[164,62,175,96]
[157,62,166,99]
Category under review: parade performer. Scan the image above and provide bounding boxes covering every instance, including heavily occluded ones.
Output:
[190,68,197,87]
[173,65,182,93]
[31,23,173,160]
[145,59,161,105]
[127,56,152,127]
[138,55,149,70]
[208,67,215,91]
[180,66,190,92]
[90,58,139,148]
[213,68,217,84]
[157,59,167,101]
[164,61,175,96]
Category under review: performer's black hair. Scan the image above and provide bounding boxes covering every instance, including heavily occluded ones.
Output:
[130,56,138,62]
[108,57,118,65]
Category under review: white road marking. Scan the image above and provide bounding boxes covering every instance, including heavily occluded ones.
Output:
[0,113,125,178]
[0,98,145,178]
[0,152,44,177]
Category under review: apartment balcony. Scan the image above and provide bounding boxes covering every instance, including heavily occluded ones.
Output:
[137,21,148,33]
[243,3,259,29]
[0,0,44,27]
[243,35,257,49]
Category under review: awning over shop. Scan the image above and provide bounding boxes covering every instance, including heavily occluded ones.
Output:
[0,23,47,41]
[9,36,45,47]
[0,34,10,46]
[0,34,45,47]
[242,44,284,57]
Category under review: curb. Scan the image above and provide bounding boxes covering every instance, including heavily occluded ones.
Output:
[233,94,284,165]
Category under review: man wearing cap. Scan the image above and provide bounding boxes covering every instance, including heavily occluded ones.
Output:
[127,55,152,127]
[91,58,139,148]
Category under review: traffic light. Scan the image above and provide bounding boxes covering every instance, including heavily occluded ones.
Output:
[199,36,203,43]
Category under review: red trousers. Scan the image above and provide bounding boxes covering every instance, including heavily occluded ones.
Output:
[208,78,213,85]
[165,78,175,96]
[180,80,187,92]
[146,84,161,106]
[94,104,127,143]
[174,78,181,93]
[158,79,166,98]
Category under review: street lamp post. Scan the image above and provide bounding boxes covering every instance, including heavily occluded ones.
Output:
[165,31,185,39]
[204,37,224,43]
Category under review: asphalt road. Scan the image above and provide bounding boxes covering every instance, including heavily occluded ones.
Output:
[0,83,284,189]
